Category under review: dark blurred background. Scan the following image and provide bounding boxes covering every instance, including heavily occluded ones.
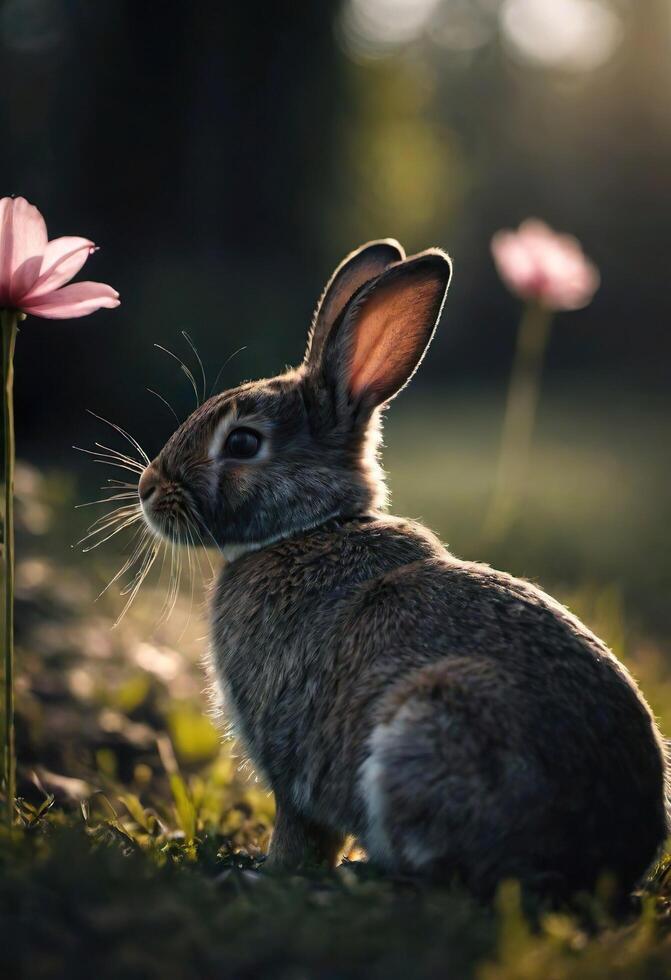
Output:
[1,0,670,636]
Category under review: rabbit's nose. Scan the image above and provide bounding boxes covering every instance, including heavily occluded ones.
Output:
[138,464,159,504]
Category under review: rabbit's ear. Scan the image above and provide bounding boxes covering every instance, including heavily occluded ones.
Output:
[324,249,452,411]
[305,239,405,366]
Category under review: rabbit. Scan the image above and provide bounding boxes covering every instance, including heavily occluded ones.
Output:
[137,239,668,899]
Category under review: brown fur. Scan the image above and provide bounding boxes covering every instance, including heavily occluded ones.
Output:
[139,241,668,900]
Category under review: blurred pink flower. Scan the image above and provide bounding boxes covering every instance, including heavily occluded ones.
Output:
[0,196,119,318]
[491,219,599,311]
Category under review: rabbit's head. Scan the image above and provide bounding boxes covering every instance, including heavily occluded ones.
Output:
[138,240,451,557]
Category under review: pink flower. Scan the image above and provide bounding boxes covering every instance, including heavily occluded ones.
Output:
[0,196,119,318]
[491,219,599,311]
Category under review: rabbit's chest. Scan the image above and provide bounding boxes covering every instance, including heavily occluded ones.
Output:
[210,567,352,796]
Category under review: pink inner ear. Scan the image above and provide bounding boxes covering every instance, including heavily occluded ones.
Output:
[349,275,443,401]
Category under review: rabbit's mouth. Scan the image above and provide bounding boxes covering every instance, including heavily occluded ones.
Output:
[138,463,200,546]
[142,497,189,543]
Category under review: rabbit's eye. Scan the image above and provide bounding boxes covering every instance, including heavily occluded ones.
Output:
[223,427,261,460]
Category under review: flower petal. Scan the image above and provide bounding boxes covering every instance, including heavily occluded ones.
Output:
[11,255,44,304]
[0,197,50,305]
[25,236,96,300]
[9,196,48,269]
[0,198,16,303]
[22,281,120,319]
[491,231,538,298]
[491,219,599,311]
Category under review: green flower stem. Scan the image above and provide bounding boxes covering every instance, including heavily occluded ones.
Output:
[484,302,553,541]
[1,309,17,827]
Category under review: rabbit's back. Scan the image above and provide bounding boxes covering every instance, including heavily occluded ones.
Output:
[349,551,667,893]
[210,515,667,893]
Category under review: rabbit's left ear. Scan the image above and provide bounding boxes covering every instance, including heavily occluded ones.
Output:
[323,249,452,412]
[305,239,405,367]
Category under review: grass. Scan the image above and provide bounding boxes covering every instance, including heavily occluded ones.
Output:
[3,384,671,977]
[4,787,671,979]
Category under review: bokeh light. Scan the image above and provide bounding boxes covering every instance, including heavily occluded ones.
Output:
[499,0,624,72]
[430,0,496,53]
[339,0,442,59]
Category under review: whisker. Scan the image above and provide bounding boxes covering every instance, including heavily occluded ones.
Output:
[120,534,157,595]
[86,502,141,531]
[93,459,144,476]
[161,528,183,625]
[117,531,153,585]
[193,514,223,558]
[189,525,213,581]
[103,479,138,490]
[76,492,138,509]
[146,387,180,426]
[97,526,151,599]
[209,345,247,397]
[155,343,200,408]
[170,533,183,618]
[93,441,145,471]
[98,526,147,586]
[79,513,141,549]
[187,516,217,577]
[155,530,176,627]
[182,330,207,404]
[75,419,158,623]
[156,532,170,585]
[81,513,143,552]
[86,410,151,465]
[169,542,184,622]
[114,539,161,626]
[81,503,139,536]
[74,445,144,476]
[178,524,197,641]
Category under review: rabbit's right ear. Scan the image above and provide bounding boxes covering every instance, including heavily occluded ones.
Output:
[318,249,452,415]
[304,239,405,366]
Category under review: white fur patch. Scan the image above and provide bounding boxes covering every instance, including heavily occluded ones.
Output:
[401,834,436,870]
[215,674,245,743]
[221,510,342,564]
[358,724,395,867]
[221,533,288,564]
[359,704,439,871]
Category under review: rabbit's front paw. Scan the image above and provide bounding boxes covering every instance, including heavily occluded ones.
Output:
[267,801,344,872]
